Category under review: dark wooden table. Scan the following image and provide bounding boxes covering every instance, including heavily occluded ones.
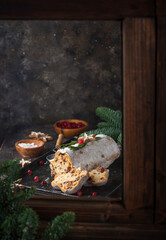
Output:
[0,124,59,162]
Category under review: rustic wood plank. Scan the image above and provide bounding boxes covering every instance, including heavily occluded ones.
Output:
[0,0,155,19]
[63,223,166,239]
[156,0,166,16]
[156,17,166,224]
[123,18,155,210]
[24,195,153,224]
[38,222,166,239]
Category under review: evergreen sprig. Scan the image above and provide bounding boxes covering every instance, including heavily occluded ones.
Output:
[80,107,122,146]
[117,132,122,145]
[0,159,75,240]
[80,127,120,141]
[61,137,101,151]
[41,212,75,240]
[16,208,39,240]
[97,121,113,128]
[96,107,122,129]
[0,159,37,240]
[60,140,78,149]
[69,142,86,151]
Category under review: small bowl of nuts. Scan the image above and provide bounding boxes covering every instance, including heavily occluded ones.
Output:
[15,139,45,158]
[53,119,88,139]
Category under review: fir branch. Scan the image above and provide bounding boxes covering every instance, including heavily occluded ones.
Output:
[0,159,20,181]
[97,121,113,129]
[11,186,36,204]
[16,208,39,240]
[69,142,86,151]
[0,213,18,240]
[0,160,75,240]
[96,107,122,129]
[41,212,75,240]
[80,127,121,142]
[117,133,122,145]
[0,159,22,218]
[63,138,101,151]
[60,140,78,149]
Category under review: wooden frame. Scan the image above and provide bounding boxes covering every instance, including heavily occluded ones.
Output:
[1,0,166,238]
[156,16,166,224]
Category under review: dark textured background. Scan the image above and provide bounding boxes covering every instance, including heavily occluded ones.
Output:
[0,20,121,143]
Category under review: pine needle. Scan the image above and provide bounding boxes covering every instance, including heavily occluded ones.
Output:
[96,107,122,129]
[41,212,75,240]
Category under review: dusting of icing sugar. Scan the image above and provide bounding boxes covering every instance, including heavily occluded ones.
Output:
[95,134,106,138]
[59,134,106,155]
[18,142,38,148]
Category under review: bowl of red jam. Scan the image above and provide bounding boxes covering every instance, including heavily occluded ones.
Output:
[53,119,88,138]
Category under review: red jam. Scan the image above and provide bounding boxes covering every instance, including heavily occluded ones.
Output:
[57,121,85,129]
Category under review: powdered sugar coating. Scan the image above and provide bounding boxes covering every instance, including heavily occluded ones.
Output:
[18,142,38,148]
[57,134,120,171]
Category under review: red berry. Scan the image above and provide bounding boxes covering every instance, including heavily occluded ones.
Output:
[63,121,68,127]
[34,176,39,182]
[67,122,71,128]
[41,180,47,186]
[28,170,32,175]
[39,160,44,166]
[71,122,77,128]
[77,190,83,196]
[78,138,84,144]
[77,122,85,128]
[92,192,97,197]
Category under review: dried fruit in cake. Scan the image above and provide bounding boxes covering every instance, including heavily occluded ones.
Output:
[51,168,88,194]
[85,166,109,187]
[49,152,73,176]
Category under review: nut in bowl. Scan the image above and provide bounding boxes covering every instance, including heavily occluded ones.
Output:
[54,119,88,138]
[15,139,45,158]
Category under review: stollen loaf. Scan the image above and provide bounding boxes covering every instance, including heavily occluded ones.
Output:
[50,134,120,177]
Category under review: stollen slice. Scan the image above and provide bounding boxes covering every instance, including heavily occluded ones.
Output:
[51,168,88,194]
[49,151,73,176]
[85,166,109,187]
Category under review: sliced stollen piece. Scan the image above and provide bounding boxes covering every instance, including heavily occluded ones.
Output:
[51,168,88,194]
[53,134,120,171]
[85,166,109,187]
[49,151,73,176]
